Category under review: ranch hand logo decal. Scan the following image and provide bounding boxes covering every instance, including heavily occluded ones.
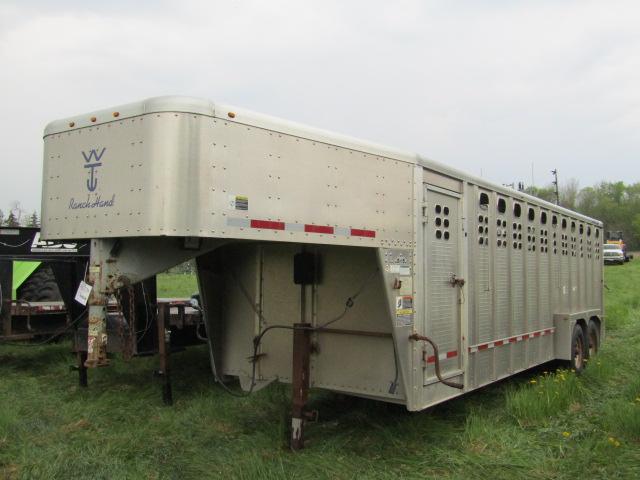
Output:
[82,147,106,192]
[68,147,116,210]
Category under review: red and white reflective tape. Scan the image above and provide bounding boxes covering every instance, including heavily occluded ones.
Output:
[468,327,555,354]
[14,304,67,314]
[426,349,458,364]
[226,217,376,238]
[33,304,66,313]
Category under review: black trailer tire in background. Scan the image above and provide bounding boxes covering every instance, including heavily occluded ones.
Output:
[17,265,63,302]
[570,324,586,374]
[587,320,600,358]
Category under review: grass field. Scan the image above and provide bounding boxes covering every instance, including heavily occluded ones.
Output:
[156,273,199,298]
[1,264,639,479]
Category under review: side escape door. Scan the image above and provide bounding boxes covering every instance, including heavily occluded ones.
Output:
[423,184,464,386]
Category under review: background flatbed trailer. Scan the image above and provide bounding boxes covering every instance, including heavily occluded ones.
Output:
[0,227,203,400]
[40,96,604,448]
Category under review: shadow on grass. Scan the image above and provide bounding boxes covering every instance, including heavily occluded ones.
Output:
[0,342,71,372]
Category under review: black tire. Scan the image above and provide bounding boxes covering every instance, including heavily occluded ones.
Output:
[570,324,586,374]
[16,265,62,302]
[587,320,600,359]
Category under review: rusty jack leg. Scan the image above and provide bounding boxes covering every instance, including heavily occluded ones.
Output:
[85,255,110,368]
[157,303,173,406]
[290,322,311,450]
[85,303,109,367]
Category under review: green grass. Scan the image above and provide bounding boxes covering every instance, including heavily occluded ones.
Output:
[1,264,640,479]
[156,273,198,298]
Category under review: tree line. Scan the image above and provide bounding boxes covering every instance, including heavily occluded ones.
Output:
[0,202,39,227]
[526,180,640,250]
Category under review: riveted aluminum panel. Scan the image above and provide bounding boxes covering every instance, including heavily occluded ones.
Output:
[538,209,553,360]
[559,217,570,313]
[525,204,539,366]
[578,223,587,311]
[550,217,561,314]
[312,246,401,399]
[570,224,579,312]
[423,186,462,385]
[42,112,414,249]
[494,194,511,379]
[510,199,525,372]
[215,244,263,380]
[471,187,493,386]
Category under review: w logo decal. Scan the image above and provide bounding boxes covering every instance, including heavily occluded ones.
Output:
[82,147,106,192]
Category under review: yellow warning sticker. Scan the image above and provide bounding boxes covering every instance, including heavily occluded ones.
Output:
[395,296,414,326]
[228,194,249,211]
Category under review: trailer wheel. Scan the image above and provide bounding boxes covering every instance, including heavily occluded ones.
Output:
[570,325,586,374]
[16,265,62,302]
[587,320,600,358]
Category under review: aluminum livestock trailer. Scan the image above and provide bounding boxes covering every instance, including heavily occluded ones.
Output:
[41,96,603,448]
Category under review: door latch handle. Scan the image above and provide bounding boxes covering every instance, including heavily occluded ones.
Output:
[449,274,465,287]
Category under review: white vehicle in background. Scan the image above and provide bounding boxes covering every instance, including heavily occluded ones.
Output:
[603,244,625,265]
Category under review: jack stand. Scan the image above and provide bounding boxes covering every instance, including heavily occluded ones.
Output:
[290,322,311,450]
[85,254,110,368]
[85,304,109,367]
[157,303,173,406]
[77,350,88,387]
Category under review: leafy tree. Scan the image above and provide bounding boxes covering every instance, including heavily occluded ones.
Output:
[560,179,580,210]
[0,209,4,226]
[525,185,557,204]
[527,180,640,249]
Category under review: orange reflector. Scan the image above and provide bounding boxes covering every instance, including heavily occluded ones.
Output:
[113,111,120,118]
[69,122,75,127]
[228,112,236,118]
[90,116,97,122]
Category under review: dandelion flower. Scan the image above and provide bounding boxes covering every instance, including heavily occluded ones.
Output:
[608,437,616,444]
[530,379,537,384]
[562,431,571,438]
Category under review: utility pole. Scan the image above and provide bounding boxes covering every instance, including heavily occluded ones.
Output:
[551,169,559,205]
[531,162,535,187]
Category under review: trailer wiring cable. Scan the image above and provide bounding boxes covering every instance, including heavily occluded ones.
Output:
[181,298,209,343]
[0,238,32,248]
[389,342,399,395]
[204,267,385,398]
[134,282,152,339]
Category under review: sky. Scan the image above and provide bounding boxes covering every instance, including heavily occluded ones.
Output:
[1,0,639,216]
